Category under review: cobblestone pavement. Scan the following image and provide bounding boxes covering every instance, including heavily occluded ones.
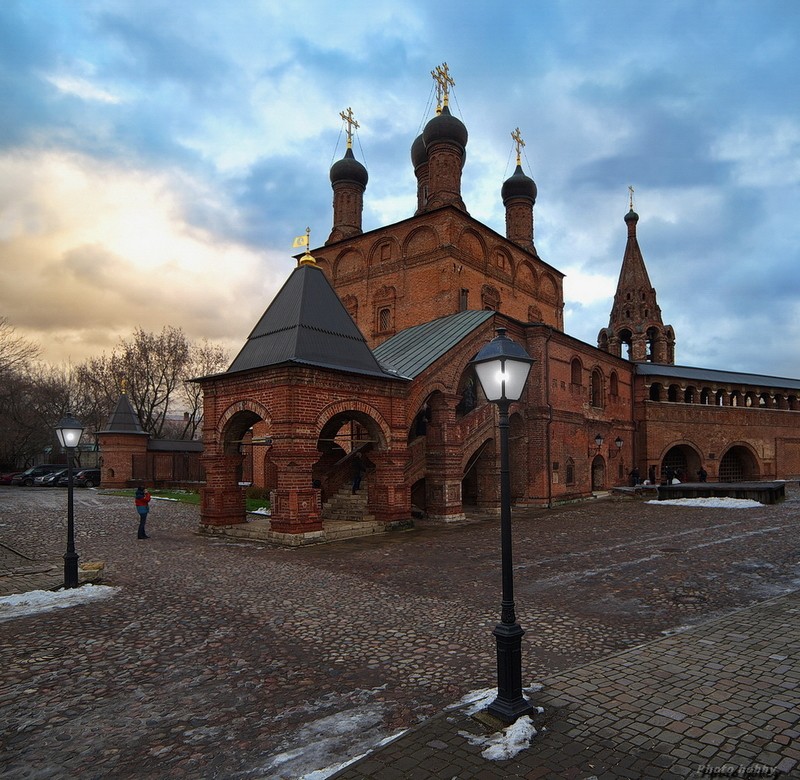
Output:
[1,486,799,779]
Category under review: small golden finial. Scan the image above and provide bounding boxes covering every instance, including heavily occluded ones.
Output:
[339,107,360,150]
[628,185,635,210]
[294,227,316,265]
[121,378,128,395]
[511,127,526,166]
[431,62,455,112]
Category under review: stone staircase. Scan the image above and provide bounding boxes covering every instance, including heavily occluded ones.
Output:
[322,484,375,522]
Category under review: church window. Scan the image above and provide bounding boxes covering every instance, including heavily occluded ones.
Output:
[570,358,582,386]
[566,458,575,486]
[590,369,604,408]
[481,285,500,311]
[650,383,662,401]
[460,288,469,311]
[378,307,391,332]
[610,372,619,397]
[668,384,680,402]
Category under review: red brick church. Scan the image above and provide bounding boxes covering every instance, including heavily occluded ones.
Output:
[102,68,800,543]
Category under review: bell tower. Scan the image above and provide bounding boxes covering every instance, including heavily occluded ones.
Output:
[598,188,675,363]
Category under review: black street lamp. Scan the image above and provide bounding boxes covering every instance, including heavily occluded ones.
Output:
[471,327,535,723]
[55,414,84,589]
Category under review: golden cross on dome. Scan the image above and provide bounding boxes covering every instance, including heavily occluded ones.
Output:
[121,378,128,395]
[511,127,526,166]
[628,184,635,210]
[431,62,455,111]
[339,107,360,149]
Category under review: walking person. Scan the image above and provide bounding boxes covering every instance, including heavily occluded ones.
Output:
[135,486,152,539]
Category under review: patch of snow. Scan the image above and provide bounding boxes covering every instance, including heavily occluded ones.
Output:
[0,584,118,621]
[646,497,763,509]
[249,507,271,515]
[459,715,538,760]
[151,496,179,502]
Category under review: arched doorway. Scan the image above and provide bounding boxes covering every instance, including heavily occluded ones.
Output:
[718,446,760,482]
[591,455,606,490]
[661,444,701,483]
[314,410,386,506]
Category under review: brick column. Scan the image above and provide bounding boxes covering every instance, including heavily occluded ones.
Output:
[425,393,466,522]
[269,451,322,535]
[367,450,410,524]
[200,452,247,526]
[96,431,149,488]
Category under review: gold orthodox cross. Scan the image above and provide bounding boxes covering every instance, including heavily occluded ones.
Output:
[511,127,526,166]
[628,184,635,210]
[339,107,360,149]
[431,62,455,109]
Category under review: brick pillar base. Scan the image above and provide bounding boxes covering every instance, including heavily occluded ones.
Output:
[270,487,322,534]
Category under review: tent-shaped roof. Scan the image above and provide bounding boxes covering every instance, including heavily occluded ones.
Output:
[102,394,146,434]
[374,310,494,379]
[226,262,397,379]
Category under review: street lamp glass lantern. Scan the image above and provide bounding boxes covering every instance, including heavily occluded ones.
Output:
[595,433,604,447]
[471,328,534,403]
[615,436,624,450]
[55,414,84,449]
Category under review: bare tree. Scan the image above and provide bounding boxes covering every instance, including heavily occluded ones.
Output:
[0,317,40,379]
[73,327,227,440]
[179,339,229,439]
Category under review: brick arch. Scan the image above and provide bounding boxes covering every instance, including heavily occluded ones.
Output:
[461,434,493,473]
[540,272,558,302]
[456,227,487,264]
[333,248,366,279]
[314,400,392,451]
[368,237,401,267]
[407,381,451,429]
[403,225,438,257]
[218,399,273,455]
[515,261,538,293]
[492,246,514,276]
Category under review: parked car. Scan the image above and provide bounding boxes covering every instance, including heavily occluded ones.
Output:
[37,469,68,486]
[11,465,66,486]
[57,469,102,488]
[0,471,23,485]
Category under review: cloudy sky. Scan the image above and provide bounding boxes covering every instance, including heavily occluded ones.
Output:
[1,0,798,377]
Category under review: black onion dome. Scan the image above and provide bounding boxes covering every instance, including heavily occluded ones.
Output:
[422,104,468,149]
[624,208,639,224]
[501,164,537,204]
[330,147,368,187]
[411,133,427,169]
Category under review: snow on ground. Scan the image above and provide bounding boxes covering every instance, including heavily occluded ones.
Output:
[0,584,118,621]
[646,497,764,509]
[449,685,545,761]
[251,684,546,778]
[249,703,406,780]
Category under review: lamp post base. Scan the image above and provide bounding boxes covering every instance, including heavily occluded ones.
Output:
[487,621,534,724]
[64,551,79,589]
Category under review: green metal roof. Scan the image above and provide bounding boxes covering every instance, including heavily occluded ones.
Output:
[374,310,494,379]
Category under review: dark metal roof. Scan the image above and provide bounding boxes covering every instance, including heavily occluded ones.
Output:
[102,394,146,434]
[635,362,800,390]
[373,310,494,379]
[226,262,397,379]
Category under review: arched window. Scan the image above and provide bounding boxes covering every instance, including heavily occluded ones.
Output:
[378,307,391,332]
[565,458,575,486]
[590,369,604,408]
[570,358,582,386]
[668,384,680,402]
[650,383,663,402]
[610,372,619,397]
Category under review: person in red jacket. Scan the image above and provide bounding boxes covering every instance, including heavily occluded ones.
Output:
[134,486,152,539]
